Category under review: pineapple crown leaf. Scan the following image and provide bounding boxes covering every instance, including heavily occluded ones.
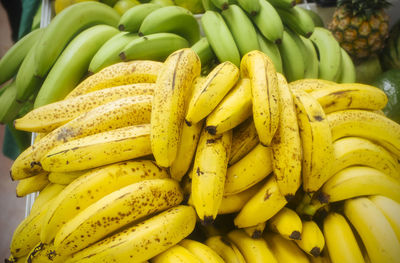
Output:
[337,0,391,17]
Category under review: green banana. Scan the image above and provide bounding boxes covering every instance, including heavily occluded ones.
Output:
[138,5,200,45]
[201,10,241,66]
[33,1,120,78]
[119,33,189,62]
[266,0,296,9]
[202,0,219,11]
[302,8,324,27]
[0,81,26,124]
[256,32,283,73]
[118,3,162,32]
[34,25,119,108]
[221,4,260,57]
[0,28,44,85]
[299,34,319,78]
[236,0,261,16]
[278,30,304,82]
[276,6,315,38]
[211,0,230,10]
[88,32,138,73]
[251,0,284,44]
[337,47,356,83]
[191,37,216,67]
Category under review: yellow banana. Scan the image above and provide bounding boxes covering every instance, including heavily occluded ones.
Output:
[205,235,246,263]
[271,72,302,199]
[289,78,337,93]
[151,244,201,263]
[64,205,197,263]
[15,83,155,133]
[25,242,69,263]
[15,171,49,197]
[48,170,87,185]
[264,232,310,263]
[191,129,232,223]
[5,255,26,263]
[229,117,259,165]
[369,195,400,242]
[30,183,66,215]
[244,221,267,239]
[268,207,302,240]
[240,50,279,146]
[65,60,162,98]
[40,160,169,244]
[295,220,325,257]
[180,239,225,263]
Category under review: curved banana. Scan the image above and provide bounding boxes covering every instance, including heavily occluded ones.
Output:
[201,10,241,66]
[276,6,315,37]
[64,205,196,263]
[30,183,66,215]
[251,0,284,43]
[191,129,232,223]
[25,242,69,263]
[327,109,400,158]
[370,195,400,241]
[279,30,305,82]
[138,5,200,45]
[256,32,283,73]
[202,0,219,11]
[34,25,119,108]
[118,3,162,32]
[119,33,189,62]
[236,0,261,15]
[299,35,319,79]
[221,4,260,56]
[65,60,162,98]
[241,50,279,146]
[229,117,259,165]
[295,220,325,257]
[289,78,337,93]
[152,244,201,263]
[48,170,86,185]
[323,212,365,263]
[263,232,310,263]
[234,176,287,228]
[268,207,302,240]
[0,81,26,124]
[337,47,356,83]
[16,171,49,197]
[205,235,246,263]
[244,221,267,239]
[33,1,120,78]
[211,0,229,10]
[227,229,278,263]
[180,239,225,263]
[191,37,216,67]
[344,197,400,263]
[266,0,296,9]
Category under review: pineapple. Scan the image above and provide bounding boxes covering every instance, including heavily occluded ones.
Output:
[328,0,391,60]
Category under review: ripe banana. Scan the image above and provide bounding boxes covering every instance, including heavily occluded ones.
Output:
[30,183,66,215]
[15,83,155,133]
[88,31,138,73]
[201,10,241,66]
[276,6,315,37]
[299,35,319,78]
[327,109,400,158]
[234,176,287,228]
[256,32,283,73]
[191,37,216,67]
[33,1,120,78]
[268,207,302,240]
[244,221,267,239]
[369,195,400,242]
[344,197,400,263]
[295,220,325,257]
[205,235,246,263]
[229,117,259,165]
[191,129,232,223]
[118,3,162,32]
[34,25,119,109]
[227,229,278,263]
[152,244,201,263]
[138,5,200,45]
[151,48,200,167]
[120,33,190,62]
[266,0,296,9]
[241,50,279,146]
[278,30,305,82]
[65,60,162,98]
[224,143,272,195]
[263,232,310,263]
[48,170,86,185]
[16,171,49,197]
[180,239,225,263]
[251,0,284,43]
[25,242,69,263]
[323,212,366,263]
[337,47,356,83]
[310,27,341,81]
[236,0,261,15]
[271,73,302,199]
[221,4,260,56]
[289,78,337,93]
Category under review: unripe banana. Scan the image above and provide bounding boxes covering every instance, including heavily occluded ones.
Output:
[279,30,305,82]
[337,47,356,83]
[266,0,296,9]
[118,3,162,32]
[276,6,315,37]
[191,37,216,67]
[251,0,284,43]
[0,81,26,124]
[256,32,283,73]
[236,0,261,16]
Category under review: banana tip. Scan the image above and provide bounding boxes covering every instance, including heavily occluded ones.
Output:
[251,230,263,239]
[201,216,214,226]
[275,39,282,45]
[119,52,127,61]
[118,24,125,31]
[205,126,217,135]
[310,247,321,257]
[184,119,192,127]
[289,231,301,240]
[291,0,296,7]
[284,194,295,202]
[221,3,229,10]
[316,192,330,204]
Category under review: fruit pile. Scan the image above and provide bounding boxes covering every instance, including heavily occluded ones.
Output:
[5,46,400,262]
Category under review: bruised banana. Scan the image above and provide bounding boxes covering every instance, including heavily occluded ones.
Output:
[229,117,259,165]
[205,235,246,263]
[16,171,49,197]
[263,232,310,263]
[294,220,325,257]
[25,242,69,263]
[179,239,225,263]
[268,207,302,240]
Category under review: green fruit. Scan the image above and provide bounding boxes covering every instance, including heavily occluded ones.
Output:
[101,0,119,6]
[355,54,382,84]
[373,69,400,124]
[150,0,174,6]
[174,0,204,14]
[302,8,324,27]
[113,0,140,14]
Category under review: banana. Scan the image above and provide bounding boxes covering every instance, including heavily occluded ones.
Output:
[276,6,315,37]
[0,28,44,85]
[205,235,246,263]
[88,32,138,73]
[202,0,219,11]
[65,60,162,98]
[54,178,183,255]
[205,78,252,135]
[271,73,302,199]
[15,83,155,133]
[309,83,388,114]
[344,197,400,263]
[234,176,287,228]
[30,183,66,215]
[327,109,400,158]
[48,170,88,185]
[151,48,200,167]
[0,81,26,124]
[256,32,283,73]
[337,48,356,83]
[331,137,400,181]
[299,35,319,78]
[64,205,196,263]
[119,33,190,62]
[5,255,26,263]
[244,221,267,238]
[151,244,201,263]
[191,129,232,223]
[138,5,200,45]
[16,171,49,197]
[268,207,302,240]
[224,143,272,195]
[369,195,400,242]
[289,78,337,93]
[180,239,225,263]
[295,220,325,257]
[118,3,162,32]
[33,25,119,109]
[11,95,152,180]
[227,229,278,263]
[266,0,296,9]
[263,232,310,263]
[33,1,120,78]
[25,242,69,263]
[229,117,259,165]
[201,10,241,66]
[191,37,216,67]
[310,27,341,82]
[323,212,365,263]
[251,0,284,43]
[186,61,239,125]
[236,0,261,15]
[241,50,279,146]
[211,0,229,10]
[278,30,305,82]
[221,4,260,56]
